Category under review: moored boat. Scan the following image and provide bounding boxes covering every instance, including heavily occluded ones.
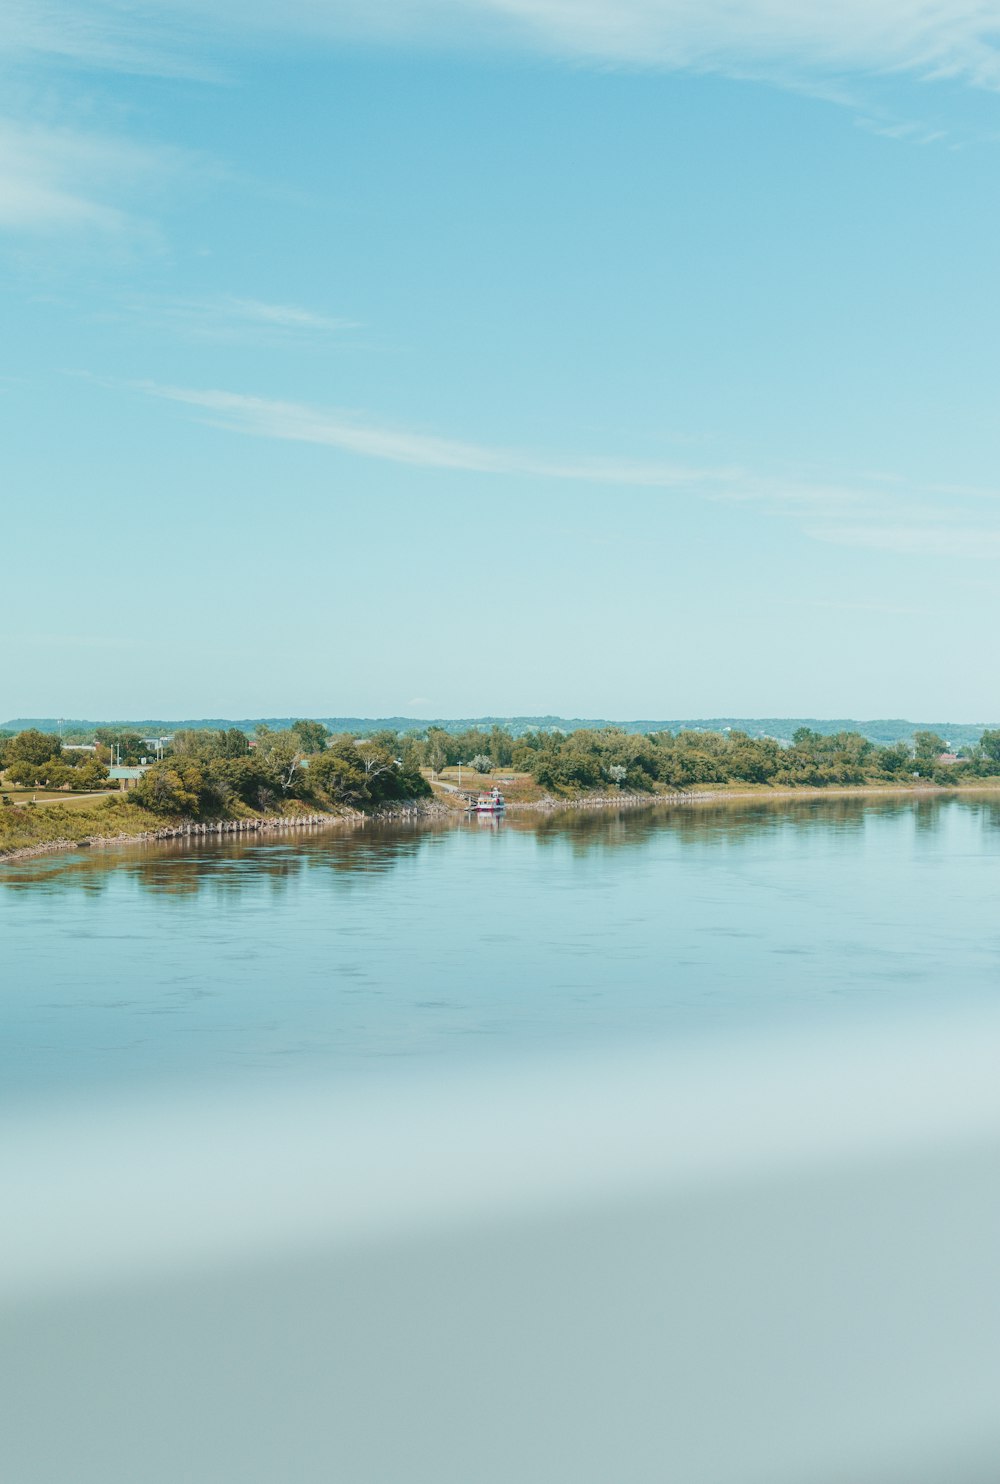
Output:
[474,787,506,813]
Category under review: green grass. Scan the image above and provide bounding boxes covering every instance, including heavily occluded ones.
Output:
[1,787,118,809]
[0,795,184,857]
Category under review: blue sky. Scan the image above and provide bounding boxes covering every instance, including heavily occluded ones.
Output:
[5,1,1000,721]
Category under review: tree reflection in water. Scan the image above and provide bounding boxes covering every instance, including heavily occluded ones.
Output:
[5,794,1000,898]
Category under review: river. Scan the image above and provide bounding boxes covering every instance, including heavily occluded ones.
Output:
[3,794,1000,1109]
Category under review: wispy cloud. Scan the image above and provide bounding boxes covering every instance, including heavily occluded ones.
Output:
[9,1,1000,95]
[116,296,359,344]
[133,379,1000,561]
[806,522,1000,559]
[0,1,221,80]
[0,117,177,235]
[855,116,950,146]
[137,381,755,488]
[221,299,354,333]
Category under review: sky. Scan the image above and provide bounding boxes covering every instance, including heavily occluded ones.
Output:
[5,0,1000,721]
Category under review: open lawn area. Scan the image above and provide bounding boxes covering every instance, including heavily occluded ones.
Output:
[1,787,120,809]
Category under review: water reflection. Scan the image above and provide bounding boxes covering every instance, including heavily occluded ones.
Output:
[6,794,1000,899]
[1,822,449,898]
[5,794,1000,1111]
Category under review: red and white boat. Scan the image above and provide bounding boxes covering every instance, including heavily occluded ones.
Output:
[474,786,506,814]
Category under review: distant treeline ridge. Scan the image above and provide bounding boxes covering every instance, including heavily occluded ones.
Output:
[3,715,998,748]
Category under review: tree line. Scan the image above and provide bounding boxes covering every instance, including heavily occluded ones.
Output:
[496,725,1000,792]
[126,722,429,816]
[397,721,1000,792]
[4,719,999,813]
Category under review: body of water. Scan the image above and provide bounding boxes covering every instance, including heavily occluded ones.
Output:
[3,795,1000,1108]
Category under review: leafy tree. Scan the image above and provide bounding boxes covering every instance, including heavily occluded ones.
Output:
[6,758,55,787]
[252,729,304,792]
[131,763,203,815]
[978,730,1000,766]
[218,728,250,758]
[470,754,492,774]
[912,730,948,778]
[306,741,430,806]
[8,730,62,766]
[75,758,110,788]
[291,719,329,755]
[354,742,402,800]
[425,727,451,772]
[913,730,947,759]
[306,743,369,805]
[489,726,513,767]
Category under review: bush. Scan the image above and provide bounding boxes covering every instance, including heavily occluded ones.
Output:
[131,764,203,815]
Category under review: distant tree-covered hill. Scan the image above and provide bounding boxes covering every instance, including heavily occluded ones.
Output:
[3,715,995,748]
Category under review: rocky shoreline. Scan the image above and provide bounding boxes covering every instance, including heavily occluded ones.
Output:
[0,799,454,866]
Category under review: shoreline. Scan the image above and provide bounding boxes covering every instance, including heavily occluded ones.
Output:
[3,781,999,868]
[0,799,453,867]
[501,779,1000,812]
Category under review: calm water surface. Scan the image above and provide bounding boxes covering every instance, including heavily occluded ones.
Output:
[4,795,1000,1108]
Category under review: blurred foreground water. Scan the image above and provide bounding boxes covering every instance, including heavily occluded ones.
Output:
[5,796,1000,1482]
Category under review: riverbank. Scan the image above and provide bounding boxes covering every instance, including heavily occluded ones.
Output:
[516,779,1000,811]
[0,796,452,866]
[4,778,1000,867]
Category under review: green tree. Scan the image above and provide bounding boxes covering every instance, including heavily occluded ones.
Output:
[75,758,110,788]
[912,730,947,778]
[489,726,514,767]
[876,742,913,777]
[253,729,304,792]
[9,729,62,766]
[913,730,947,759]
[291,719,329,754]
[306,743,369,805]
[131,763,203,815]
[219,728,250,758]
[977,730,1000,767]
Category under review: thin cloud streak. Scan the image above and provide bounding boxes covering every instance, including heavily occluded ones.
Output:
[136,381,1000,561]
[9,1,1000,94]
[117,296,359,343]
[138,381,761,490]
[807,523,1000,558]
[0,0,223,80]
[0,118,177,234]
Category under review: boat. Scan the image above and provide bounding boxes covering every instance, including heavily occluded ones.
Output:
[474,786,506,814]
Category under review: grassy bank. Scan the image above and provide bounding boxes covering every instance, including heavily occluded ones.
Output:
[6,776,1000,865]
[0,795,337,861]
[428,769,1000,813]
